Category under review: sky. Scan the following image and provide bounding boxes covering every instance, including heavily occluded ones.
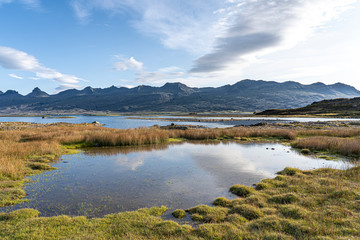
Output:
[0,0,360,94]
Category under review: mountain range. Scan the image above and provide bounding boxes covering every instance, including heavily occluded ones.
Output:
[1,80,360,114]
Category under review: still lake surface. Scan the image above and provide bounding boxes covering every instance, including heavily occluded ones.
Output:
[1,142,349,218]
[0,115,359,129]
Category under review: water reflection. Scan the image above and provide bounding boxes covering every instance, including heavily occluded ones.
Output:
[0,142,349,218]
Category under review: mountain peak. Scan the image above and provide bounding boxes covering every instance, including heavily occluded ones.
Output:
[27,87,49,98]
[81,86,95,94]
[161,82,194,94]
[4,90,20,95]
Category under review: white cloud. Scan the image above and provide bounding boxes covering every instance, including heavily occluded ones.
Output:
[0,46,41,70]
[113,57,143,71]
[0,46,83,90]
[8,73,23,79]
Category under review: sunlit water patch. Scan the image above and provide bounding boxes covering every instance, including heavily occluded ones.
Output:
[1,142,350,218]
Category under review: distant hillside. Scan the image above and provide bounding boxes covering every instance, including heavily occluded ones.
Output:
[257,97,360,117]
[1,80,360,114]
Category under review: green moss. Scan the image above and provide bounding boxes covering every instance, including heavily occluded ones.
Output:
[300,148,311,154]
[167,138,186,142]
[230,184,255,197]
[172,209,186,219]
[27,163,56,171]
[317,155,334,160]
[277,167,302,176]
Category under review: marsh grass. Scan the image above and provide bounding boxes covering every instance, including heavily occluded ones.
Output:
[292,137,360,157]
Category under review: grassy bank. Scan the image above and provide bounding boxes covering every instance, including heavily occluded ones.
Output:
[0,122,360,239]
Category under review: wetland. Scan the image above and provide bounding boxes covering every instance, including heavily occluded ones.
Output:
[1,121,360,239]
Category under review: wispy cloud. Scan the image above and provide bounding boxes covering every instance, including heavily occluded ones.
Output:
[70,0,226,54]
[8,73,23,79]
[191,0,358,73]
[0,46,83,90]
[70,0,358,79]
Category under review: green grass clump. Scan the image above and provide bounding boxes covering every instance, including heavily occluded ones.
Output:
[0,188,26,207]
[255,182,273,190]
[249,215,282,232]
[300,148,311,154]
[230,184,255,197]
[231,204,263,220]
[27,163,56,171]
[280,205,308,219]
[0,208,40,221]
[172,209,186,219]
[277,167,302,176]
[243,194,268,208]
[213,197,231,207]
[268,193,299,204]
[196,223,243,240]
[186,205,229,223]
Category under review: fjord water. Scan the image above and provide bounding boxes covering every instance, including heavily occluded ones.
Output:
[1,142,349,218]
[1,115,360,129]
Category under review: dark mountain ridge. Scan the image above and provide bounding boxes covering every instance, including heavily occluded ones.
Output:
[1,80,359,114]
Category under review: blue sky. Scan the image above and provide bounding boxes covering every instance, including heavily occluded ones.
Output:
[0,0,360,94]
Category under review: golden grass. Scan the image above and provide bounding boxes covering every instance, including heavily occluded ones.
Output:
[292,137,360,157]
[1,123,359,180]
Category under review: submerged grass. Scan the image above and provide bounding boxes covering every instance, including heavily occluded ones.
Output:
[1,122,360,239]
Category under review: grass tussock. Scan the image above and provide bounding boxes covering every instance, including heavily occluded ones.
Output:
[184,166,360,239]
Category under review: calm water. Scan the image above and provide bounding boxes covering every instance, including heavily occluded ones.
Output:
[1,142,349,218]
[1,115,359,129]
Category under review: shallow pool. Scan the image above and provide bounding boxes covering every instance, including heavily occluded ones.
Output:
[1,142,350,217]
